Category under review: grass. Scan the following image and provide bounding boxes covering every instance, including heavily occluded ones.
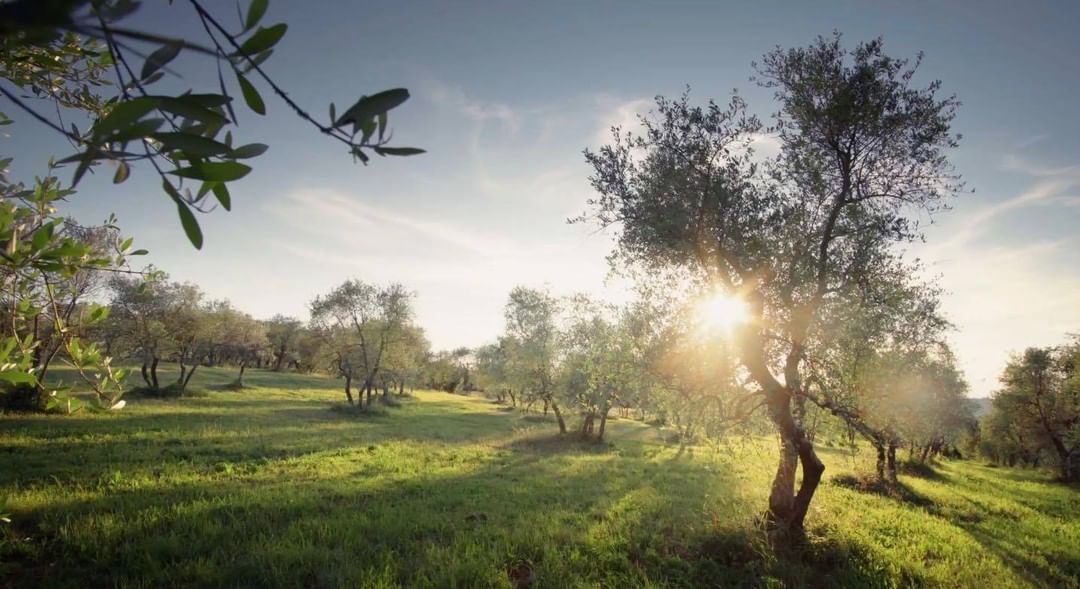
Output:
[1,366,1077,588]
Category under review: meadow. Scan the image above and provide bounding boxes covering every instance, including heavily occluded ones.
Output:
[0,367,1076,588]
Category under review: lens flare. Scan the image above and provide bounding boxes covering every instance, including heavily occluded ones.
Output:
[696,293,748,331]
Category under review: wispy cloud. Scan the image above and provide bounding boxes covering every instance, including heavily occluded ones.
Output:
[263,188,631,347]
[915,153,1080,396]
[417,78,520,132]
[590,95,651,148]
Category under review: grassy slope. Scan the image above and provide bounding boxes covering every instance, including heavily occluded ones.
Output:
[1,367,1077,588]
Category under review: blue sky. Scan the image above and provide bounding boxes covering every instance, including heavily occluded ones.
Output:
[4,0,1079,397]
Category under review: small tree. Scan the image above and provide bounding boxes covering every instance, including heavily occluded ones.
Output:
[985,341,1079,481]
[265,315,304,372]
[504,286,566,433]
[310,280,415,408]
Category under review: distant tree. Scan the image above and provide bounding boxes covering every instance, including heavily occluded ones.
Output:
[209,303,267,388]
[557,296,657,442]
[473,339,514,404]
[504,286,566,433]
[804,273,955,484]
[160,282,207,391]
[582,34,963,536]
[264,315,303,372]
[984,341,1079,481]
[378,324,428,396]
[309,280,415,408]
[450,347,474,392]
[108,274,171,391]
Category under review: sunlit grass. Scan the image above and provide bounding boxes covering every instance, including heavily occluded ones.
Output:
[1,366,1076,587]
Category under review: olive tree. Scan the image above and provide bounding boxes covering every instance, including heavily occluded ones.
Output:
[581,35,963,536]
[985,341,1079,481]
[309,280,414,408]
[504,286,566,433]
[264,314,303,372]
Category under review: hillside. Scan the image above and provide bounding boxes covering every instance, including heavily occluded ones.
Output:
[1,367,1077,588]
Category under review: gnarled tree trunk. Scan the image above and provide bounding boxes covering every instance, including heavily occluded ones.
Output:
[551,400,567,434]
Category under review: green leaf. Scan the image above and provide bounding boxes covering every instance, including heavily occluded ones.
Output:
[334,88,410,129]
[169,162,252,182]
[235,72,266,115]
[94,97,159,137]
[228,143,268,159]
[107,118,165,143]
[237,23,287,57]
[245,0,268,31]
[155,97,229,127]
[130,249,149,256]
[140,42,181,80]
[212,183,231,211]
[0,370,36,385]
[373,147,426,156]
[239,49,274,74]
[30,225,53,251]
[180,94,233,109]
[113,161,130,184]
[164,181,204,249]
[151,132,230,157]
[120,237,134,251]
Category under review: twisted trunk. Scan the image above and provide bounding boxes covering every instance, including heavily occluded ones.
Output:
[597,404,610,442]
[551,400,567,434]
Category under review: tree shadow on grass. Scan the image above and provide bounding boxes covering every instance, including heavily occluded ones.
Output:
[1,419,894,589]
[898,460,948,481]
[829,474,936,509]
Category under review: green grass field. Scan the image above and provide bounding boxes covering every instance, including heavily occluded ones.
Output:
[1,367,1077,588]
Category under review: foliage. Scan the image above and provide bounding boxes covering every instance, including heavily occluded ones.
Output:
[581,34,965,534]
[981,338,1079,481]
[309,280,417,407]
[0,0,423,248]
[0,166,142,411]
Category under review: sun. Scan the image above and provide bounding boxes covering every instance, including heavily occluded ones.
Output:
[696,292,749,331]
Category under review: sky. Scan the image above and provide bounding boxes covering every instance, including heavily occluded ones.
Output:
[4,0,1079,398]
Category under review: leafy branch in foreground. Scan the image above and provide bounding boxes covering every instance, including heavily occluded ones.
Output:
[0,0,425,249]
[0,161,152,411]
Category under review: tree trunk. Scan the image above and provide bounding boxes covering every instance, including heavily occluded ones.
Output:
[875,444,886,483]
[150,356,160,389]
[887,442,898,485]
[237,362,247,387]
[182,364,198,389]
[765,391,824,537]
[581,413,594,436]
[177,360,187,385]
[551,400,567,434]
[141,360,151,387]
[273,346,286,372]
[597,406,610,442]
[344,373,354,405]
